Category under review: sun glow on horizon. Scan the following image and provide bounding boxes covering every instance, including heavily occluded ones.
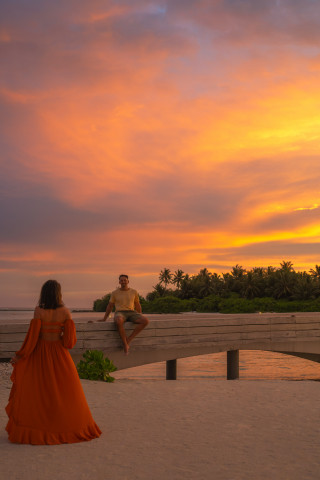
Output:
[1,0,320,306]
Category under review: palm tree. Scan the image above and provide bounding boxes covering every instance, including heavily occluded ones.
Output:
[225,264,246,295]
[146,283,166,301]
[272,270,295,299]
[271,261,296,299]
[179,274,194,299]
[279,260,294,272]
[199,268,212,278]
[211,273,224,295]
[222,272,233,294]
[241,272,262,299]
[231,264,246,278]
[266,266,276,275]
[252,267,265,276]
[309,265,320,279]
[198,275,214,297]
[159,268,172,289]
[292,272,319,300]
[190,268,213,298]
[264,266,277,297]
[172,269,185,289]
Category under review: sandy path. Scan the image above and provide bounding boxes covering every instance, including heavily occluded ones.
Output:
[1,373,320,480]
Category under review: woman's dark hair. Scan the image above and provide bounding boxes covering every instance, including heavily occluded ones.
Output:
[38,280,64,309]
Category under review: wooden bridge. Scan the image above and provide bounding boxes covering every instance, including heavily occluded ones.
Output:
[1,312,320,379]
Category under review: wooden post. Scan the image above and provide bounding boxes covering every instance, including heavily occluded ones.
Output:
[227,350,239,380]
[166,359,177,380]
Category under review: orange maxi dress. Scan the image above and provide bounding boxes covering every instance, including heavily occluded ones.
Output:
[5,317,102,444]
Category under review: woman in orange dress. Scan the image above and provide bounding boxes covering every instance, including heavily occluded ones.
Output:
[5,280,102,445]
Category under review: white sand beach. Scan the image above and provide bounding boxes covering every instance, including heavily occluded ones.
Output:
[1,363,320,480]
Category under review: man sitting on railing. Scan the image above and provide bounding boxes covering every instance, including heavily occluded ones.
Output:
[98,274,149,354]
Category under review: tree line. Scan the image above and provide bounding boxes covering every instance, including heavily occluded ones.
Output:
[93,261,320,314]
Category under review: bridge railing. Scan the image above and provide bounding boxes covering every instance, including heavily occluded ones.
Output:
[1,312,320,379]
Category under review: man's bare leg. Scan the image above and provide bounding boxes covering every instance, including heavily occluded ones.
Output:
[114,315,130,354]
[127,316,149,346]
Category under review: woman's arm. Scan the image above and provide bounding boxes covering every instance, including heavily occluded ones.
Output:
[14,316,41,360]
[62,315,77,349]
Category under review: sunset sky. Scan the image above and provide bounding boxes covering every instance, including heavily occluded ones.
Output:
[1,0,320,307]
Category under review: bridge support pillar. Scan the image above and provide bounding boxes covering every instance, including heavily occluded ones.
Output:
[227,350,239,380]
[166,359,177,380]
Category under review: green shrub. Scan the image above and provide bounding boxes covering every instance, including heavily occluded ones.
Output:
[180,298,200,311]
[142,296,182,313]
[139,294,147,307]
[93,294,111,312]
[251,297,278,312]
[273,299,319,312]
[218,297,257,313]
[197,295,220,312]
[77,350,117,382]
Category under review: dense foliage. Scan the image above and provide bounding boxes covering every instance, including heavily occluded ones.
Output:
[77,350,117,382]
[93,294,111,312]
[93,262,320,314]
[141,294,320,314]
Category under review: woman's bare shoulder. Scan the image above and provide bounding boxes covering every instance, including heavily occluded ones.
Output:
[33,306,41,319]
[60,305,72,320]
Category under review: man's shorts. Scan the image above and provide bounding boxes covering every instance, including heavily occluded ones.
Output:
[114,310,144,323]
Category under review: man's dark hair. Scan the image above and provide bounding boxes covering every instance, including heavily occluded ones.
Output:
[119,274,129,280]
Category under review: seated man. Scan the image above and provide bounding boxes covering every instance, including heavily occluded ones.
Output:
[99,274,149,354]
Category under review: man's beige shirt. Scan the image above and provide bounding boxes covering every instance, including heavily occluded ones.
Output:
[110,288,139,311]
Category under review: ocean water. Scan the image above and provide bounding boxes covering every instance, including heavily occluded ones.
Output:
[113,350,320,382]
[1,310,319,381]
[0,309,101,323]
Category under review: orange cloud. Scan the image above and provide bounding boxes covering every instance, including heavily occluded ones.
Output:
[1,0,320,305]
